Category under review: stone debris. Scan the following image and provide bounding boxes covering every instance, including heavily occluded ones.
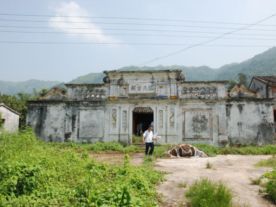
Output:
[167,144,207,158]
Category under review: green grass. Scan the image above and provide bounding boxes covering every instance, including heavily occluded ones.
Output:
[53,141,142,154]
[256,156,276,168]
[194,144,276,156]
[152,144,173,158]
[185,178,232,207]
[256,156,276,203]
[53,142,276,158]
[132,135,143,144]
[263,170,276,203]
[0,129,163,206]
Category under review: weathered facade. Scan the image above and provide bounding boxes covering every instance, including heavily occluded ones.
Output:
[249,76,276,133]
[0,103,20,132]
[249,76,276,100]
[27,70,275,145]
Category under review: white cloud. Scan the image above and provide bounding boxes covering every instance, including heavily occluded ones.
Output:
[49,1,117,43]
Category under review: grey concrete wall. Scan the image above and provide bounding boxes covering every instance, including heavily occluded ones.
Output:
[27,99,275,145]
[226,100,274,145]
[178,100,227,146]
[0,106,19,132]
[27,103,65,141]
[27,102,106,143]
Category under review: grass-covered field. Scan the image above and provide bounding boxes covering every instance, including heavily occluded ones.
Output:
[194,144,276,156]
[0,130,163,206]
[56,142,276,158]
[1,129,276,206]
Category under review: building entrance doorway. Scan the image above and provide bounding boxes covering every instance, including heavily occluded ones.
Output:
[133,107,153,136]
[274,109,276,133]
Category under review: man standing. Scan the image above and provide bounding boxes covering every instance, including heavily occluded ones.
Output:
[143,126,154,155]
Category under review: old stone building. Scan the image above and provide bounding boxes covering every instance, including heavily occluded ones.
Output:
[27,70,275,145]
[0,103,20,132]
[249,76,276,133]
[249,76,276,100]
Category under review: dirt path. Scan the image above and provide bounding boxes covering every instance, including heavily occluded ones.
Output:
[155,155,274,207]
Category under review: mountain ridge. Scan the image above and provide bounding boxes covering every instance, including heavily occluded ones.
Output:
[1,47,276,94]
[0,79,61,95]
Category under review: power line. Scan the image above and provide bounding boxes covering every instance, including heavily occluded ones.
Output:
[0,40,273,47]
[0,12,275,27]
[142,13,276,64]
[1,18,276,31]
[1,30,276,41]
[1,25,276,36]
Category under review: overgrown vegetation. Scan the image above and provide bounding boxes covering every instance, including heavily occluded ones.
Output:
[57,142,173,160]
[227,73,248,91]
[59,142,276,159]
[256,156,276,168]
[0,90,50,129]
[263,170,276,203]
[185,178,232,207]
[0,130,163,206]
[194,144,276,156]
[54,141,142,155]
[256,156,276,203]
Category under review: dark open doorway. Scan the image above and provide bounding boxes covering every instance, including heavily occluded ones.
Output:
[274,109,276,133]
[133,107,153,136]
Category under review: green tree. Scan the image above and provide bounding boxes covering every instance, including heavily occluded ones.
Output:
[228,73,248,91]
[38,88,49,97]
[237,73,247,86]
[0,93,33,129]
[227,80,237,91]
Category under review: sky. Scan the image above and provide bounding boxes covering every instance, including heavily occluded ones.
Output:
[0,0,276,82]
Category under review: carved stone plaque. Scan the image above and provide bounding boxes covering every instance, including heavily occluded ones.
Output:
[79,110,104,138]
[183,110,212,139]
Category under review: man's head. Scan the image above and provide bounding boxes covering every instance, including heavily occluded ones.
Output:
[148,126,153,131]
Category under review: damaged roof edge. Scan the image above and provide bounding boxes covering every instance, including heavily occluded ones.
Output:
[0,103,20,115]
[182,80,228,84]
[250,76,276,87]
[226,97,274,102]
[65,83,105,87]
[103,69,182,74]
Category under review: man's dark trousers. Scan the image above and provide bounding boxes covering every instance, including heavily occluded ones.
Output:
[145,142,154,155]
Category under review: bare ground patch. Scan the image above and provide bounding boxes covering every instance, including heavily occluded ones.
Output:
[89,152,144,166]
[155,155,275,207]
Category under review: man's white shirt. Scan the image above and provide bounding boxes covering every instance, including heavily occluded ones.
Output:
[143,130,154,143]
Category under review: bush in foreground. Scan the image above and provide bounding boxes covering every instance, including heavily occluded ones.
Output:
[185,178,232,207]
[0,130,163,206]
[264,170,276,203]
[257,156,276,203]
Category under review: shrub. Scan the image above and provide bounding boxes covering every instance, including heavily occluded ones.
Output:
[185,178,232,207]
[263,170,276,203]
[0,130,163,206]
[89,141,125,152]
[0,162,41,197]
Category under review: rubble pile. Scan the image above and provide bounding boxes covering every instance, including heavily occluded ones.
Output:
[168,144,207,158]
